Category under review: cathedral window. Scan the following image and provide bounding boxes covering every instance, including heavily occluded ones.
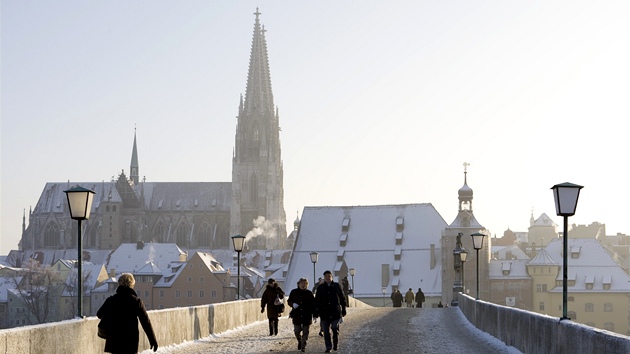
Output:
[44,224,60,247]
[249,174,258,205]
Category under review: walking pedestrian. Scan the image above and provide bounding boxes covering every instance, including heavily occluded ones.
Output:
[405,288,415,307]
[391,289,403,307]
[97,273,158,353]
[415,288,426,308]
[314,270,347,353]
[261,278,285,336]
[288,278,316,352]
[341,276,350,306]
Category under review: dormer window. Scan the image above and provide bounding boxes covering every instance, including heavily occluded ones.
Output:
[570,246,581,259]
[502,262,511,276]
[395,232,403,245]
[342,218,350,232]
[396,217,404,232]
[603,274,612,290]
[585,274,594,290]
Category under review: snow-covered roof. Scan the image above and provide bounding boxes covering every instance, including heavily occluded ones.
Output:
[285,204,448,297]
[544,238,630,292]
[531,213,558,228]
[492,244,529,260]
[489,259,530,279]
[107,243,185,274]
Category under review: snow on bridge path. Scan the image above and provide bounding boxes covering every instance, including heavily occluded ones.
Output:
[142,307,522,354]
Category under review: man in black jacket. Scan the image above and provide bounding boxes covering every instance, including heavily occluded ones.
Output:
[314,270,347,352]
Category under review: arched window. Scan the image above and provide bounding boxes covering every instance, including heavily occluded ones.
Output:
[155,222,165,243]
[176,224,189,248]
[199,224,211,247]
[604,303,613,312]
[44,224,60,247]
[585,303,594,312]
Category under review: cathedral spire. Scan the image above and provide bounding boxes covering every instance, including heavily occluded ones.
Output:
[243,7,274,116]
[130,127,139,186]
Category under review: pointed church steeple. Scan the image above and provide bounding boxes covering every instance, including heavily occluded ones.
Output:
[130,128,139,186]
[231,8,287,249]
[449,162,484,229]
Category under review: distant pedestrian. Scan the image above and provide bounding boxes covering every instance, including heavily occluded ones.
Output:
[97,273,158,353]
[341,276,350,306]
[391,289,403,307]
[261,278,285,336]
[437,300,444,308]
[415,288,425,308]
[288,278,316,352]
[314,270,347,353]
[312,277,324,294]
[405,288,415,307]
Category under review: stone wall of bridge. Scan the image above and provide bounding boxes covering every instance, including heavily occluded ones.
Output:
[458,293,630,354]
[0,297,370,354]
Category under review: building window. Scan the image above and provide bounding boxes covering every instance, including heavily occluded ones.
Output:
[200,290,205,298]
[188,277,192,282]
[536,284,547,292]
[145,290,149,298]
[187,290,193,298]
[568,311,577,320]
[160,290,164,298]
[568,296,574,302]
[200,277,204,282]
[604,303,613,312]
[539,302,545,311]
[212,290,217,298]
[603,283,611,290]
[159,305,164,309]
[176,290,181,298]
[586,283,593,290]
[585,303,594,312]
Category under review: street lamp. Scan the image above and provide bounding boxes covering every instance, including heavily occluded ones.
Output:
[451,235,463,307]
[231,235,246,300]
[64,186,95,318]
[310,252,318,285]
[381,287,386,306]
[349,268,355,297]
[460,249,468,293]
[551,182,583,320]
[471,232,486,300]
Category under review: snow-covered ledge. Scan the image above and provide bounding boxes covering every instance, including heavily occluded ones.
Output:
[458,293,630,353]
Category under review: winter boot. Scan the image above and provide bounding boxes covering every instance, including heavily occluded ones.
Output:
[269,321,274,336]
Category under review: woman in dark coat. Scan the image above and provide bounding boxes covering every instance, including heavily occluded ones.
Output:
[287,278,316,352]
[97,273,158,354]
[261,278,285,336]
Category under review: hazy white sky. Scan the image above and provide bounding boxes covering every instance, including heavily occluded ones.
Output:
[2,1,629,254]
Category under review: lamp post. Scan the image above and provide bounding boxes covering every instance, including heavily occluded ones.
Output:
[349,268,355,297]
[381,287,386,306]
[231,235,245,300]
[451,235,463,307]
[551,182,583,320]
[471,232,486,300]
[460,249,468,293]
[310,252,319,285]
[64,186,95,318]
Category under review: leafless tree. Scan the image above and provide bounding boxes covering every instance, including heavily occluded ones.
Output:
[4,258,64,325]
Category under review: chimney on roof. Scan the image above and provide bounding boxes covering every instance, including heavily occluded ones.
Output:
[109,268,116,277]
[137,241,145,250]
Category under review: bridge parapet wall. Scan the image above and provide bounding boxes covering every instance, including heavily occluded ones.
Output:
[0,297,370,354]
[458,293,630,354]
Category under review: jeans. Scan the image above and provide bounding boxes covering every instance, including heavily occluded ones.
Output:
[320,318,340,350]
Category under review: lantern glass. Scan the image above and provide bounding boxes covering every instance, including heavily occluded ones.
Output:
[349,268,355,276]
[64,186,95,220]
[310,252,319,264]
[471,232,486,250]
[551,182,583,216]
[231,235,245,252]
[460,250,468,262]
